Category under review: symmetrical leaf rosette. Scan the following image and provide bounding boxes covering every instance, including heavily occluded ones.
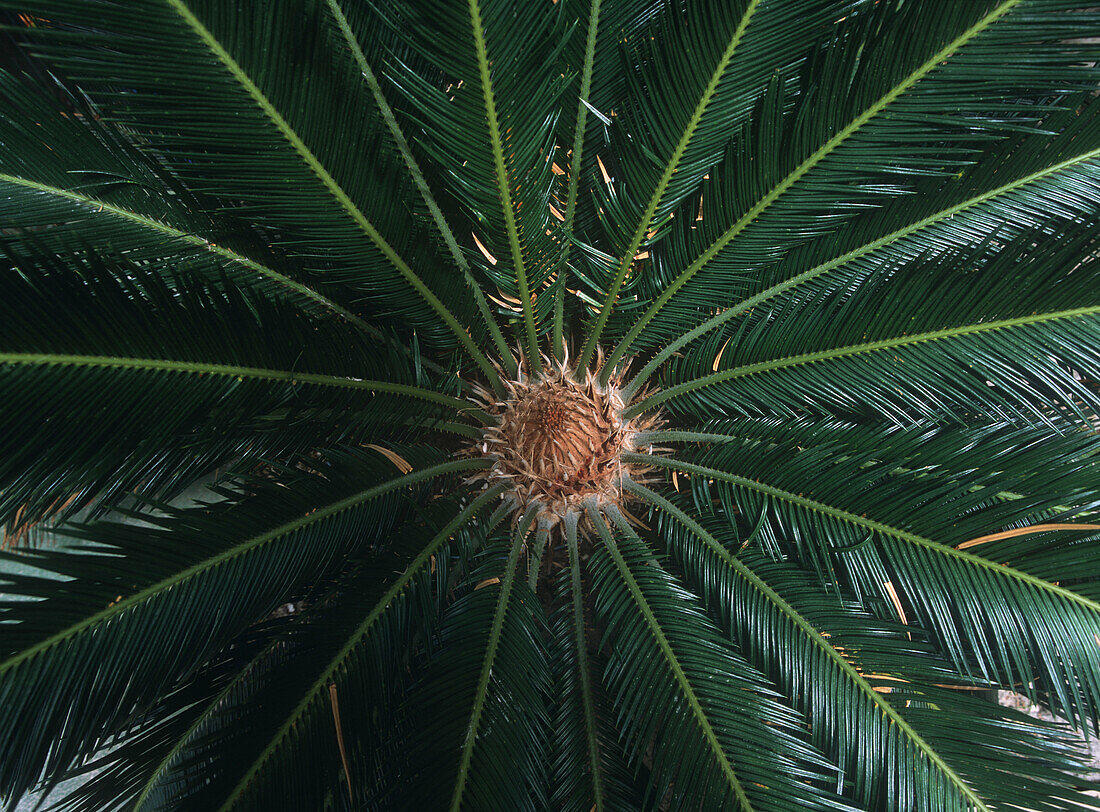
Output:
[1,1,1100,811]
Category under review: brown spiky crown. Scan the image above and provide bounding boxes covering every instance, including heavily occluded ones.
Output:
[469,351,660,528]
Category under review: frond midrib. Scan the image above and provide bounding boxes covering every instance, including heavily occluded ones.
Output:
[604,0,1022,378]
[627,453,1100,618]
[165,0,499,383]
[0,460,491,680]
[216,484,506,812]
[0,352,473,413]
[467,0,539,368]
[449,508,536,812]
[628,305,1100,416]
[625,480,991,811]
[556,0,603,357]
[564,514,606,810]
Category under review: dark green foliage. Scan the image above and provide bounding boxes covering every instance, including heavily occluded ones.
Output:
[1,1,1099,810]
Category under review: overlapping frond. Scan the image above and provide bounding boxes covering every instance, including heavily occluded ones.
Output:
[321,0,514,375]
[48,490,497,812]
[635,481,1099,811]
[0,71,367,328]
[0,446,479,802]
[626,121,1100,406]
[603,0,1100,366]
[3,0,495,364]
[624,131,1100,394]
[380,520,552,811]
[628,431,1100,729]
[547,515,641,811]
[587,505,854,811]
[358,0,573,357]
[577,0,862,365]
[0,245,471,529]
[207,485,505,811]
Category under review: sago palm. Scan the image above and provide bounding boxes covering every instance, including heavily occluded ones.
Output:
[2,1,1100,809]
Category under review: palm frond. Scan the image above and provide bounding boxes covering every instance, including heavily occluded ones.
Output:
[587,505,854,811]
[362,0,573,359]
[47,619,290,812]
[0,71,368,329]
[378,520,552,811]
[624,108,1100,396]
[628,440,1100,730]
[604,0,1100,370]
[5,0,499,371]
[633,480,1099,811]
[59,495,478,812]
[0,447,480,801]
[197,483,505,811]
[0,244,472,528]
[322,0,514,377]
[547,514,642,811]
[578,0,862,366]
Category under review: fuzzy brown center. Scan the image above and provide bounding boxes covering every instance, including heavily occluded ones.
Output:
[539,401,567,431]
[506,385,622,495]
[469,357,656,526]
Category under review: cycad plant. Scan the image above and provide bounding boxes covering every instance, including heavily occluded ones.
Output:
[2,1,1100,809]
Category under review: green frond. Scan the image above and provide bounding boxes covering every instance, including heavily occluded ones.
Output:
[4,0,498,365]
[639,306,1100,427]
[624,121,1100,396]
[605,0,1100,363]
[549,0,602,356]
[48,620,290,812]
[580,0,866,369]
[379,523,552,812]
[0,73,370,332]
[629,182,1100,411]
[633,480,1099,811]
[358,0,573,359]
[66,492,490,812]
[211,484,506,805]
[576,0,763,367]
[0,447,479,801]
[630,444,1100,730]
[0,245,472,528]
[323,0,514,377]
[587,505,855,811]
[448,508,540,811]
[645,416,1100,548]
[547,514,641,811]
